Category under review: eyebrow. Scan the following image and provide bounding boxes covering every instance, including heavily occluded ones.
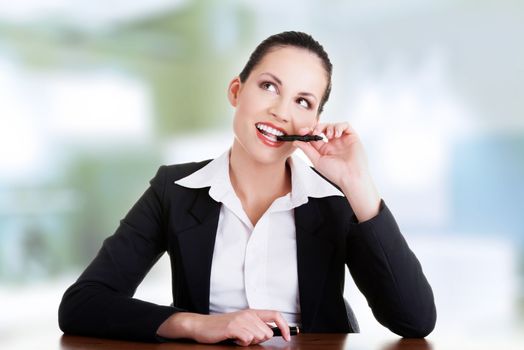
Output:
[259,72,318,102]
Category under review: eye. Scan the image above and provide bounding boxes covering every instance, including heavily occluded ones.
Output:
[261,81,277,93]
[297,97,311,109]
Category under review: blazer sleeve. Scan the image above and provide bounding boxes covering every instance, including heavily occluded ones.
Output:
[58,166,182,342]
[345,199,436,338]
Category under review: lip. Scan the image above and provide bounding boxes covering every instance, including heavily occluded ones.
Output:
[255,122,286,148]
[255,122,288,136]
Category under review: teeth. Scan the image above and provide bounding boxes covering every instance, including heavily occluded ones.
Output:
[263,133,277,141]
[256,123,284,136]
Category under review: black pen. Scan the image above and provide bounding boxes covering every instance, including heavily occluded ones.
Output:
[276,134,323,142]
[270,326,300,337]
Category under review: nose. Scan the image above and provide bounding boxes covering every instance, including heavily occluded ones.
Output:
[269,98,290,123]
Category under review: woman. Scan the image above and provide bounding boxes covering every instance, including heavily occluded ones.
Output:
[58,31,436,346]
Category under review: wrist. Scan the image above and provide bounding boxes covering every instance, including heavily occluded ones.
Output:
[157,312,199,339]
[340,172,381,223]
[340,168,373,195]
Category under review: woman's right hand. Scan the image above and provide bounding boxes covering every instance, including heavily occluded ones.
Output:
[157,309,291,346]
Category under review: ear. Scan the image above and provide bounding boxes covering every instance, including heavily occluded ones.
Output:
[227,77,241,107]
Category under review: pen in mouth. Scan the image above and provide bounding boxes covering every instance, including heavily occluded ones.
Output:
[276,134,323,142]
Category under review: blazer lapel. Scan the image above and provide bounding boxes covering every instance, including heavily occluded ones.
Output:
[174,187,335,324]
[295,199,335,331]
[175,187,221,314]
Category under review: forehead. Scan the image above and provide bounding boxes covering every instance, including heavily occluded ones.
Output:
[250,46,328,97]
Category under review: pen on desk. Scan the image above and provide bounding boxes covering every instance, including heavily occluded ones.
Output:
[276,134,323,142]
[270,326,300,337]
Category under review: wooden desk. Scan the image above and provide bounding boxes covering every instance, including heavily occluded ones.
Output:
[60,334,432,350]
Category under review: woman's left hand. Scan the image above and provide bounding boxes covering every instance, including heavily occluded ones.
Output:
[293,122,381,222]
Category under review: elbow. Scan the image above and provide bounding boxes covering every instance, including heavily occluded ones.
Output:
[399,316,436,338]
[58,292,76,334]
[393,281,437,338]
[58,310,71,334]
[392,303,437,338]
[58,285,91,336]
[374,294,437,338]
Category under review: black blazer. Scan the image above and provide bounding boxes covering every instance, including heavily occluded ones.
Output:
[58,160,436,342]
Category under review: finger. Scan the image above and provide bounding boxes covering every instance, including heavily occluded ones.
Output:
[342,122,357,135]
[233,329,254,347]
[298,125,326,149]
[247,330,269,345]
[271,313,291,342]
[252,328,272,344]
[240,310,274,344]
[312,123,327,135]
[254,310,291,342]
[334,122,349,138]
[249,318,273,344]
[293,140,321,165]
[311,139,326,152]
[325,124,335,139]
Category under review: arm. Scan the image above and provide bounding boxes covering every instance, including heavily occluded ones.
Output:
[58,166,180,342]
[58,165,292,345]
[294,122,436,337]
[344,199,436,338]
[340,170,436,338]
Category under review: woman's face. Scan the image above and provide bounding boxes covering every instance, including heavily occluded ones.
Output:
[228,46,328,165]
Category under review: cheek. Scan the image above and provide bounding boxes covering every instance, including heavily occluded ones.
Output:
[293,110,318,130]
[237,89,265,116]
[232,103,256,136]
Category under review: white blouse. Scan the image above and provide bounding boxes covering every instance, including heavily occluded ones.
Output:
[175,149,343,326]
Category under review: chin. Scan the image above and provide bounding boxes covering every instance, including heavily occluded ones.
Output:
[252,146,292,165]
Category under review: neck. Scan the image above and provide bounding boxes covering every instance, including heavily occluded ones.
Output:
[229,141,291,202]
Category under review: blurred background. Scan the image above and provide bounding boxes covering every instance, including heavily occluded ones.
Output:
[1,0,523,349]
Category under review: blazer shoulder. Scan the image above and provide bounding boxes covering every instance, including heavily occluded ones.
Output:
[159,159,213,182]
